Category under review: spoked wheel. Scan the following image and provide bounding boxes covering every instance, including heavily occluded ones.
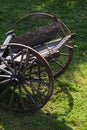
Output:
[49,42,74,79]
[0,43,54,112]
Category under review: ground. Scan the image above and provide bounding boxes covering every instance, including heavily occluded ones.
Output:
[0,0,87,130]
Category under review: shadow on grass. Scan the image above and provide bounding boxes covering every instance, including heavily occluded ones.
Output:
[0,79,74,130]
[53,79,75,114]
[0,108,73,130]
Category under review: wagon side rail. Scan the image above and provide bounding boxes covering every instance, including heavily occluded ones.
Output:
[35,33,75,58]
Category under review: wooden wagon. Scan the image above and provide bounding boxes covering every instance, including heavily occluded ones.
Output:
[0,13,75,112]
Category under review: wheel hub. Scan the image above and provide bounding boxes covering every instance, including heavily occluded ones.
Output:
[11,74,22,84]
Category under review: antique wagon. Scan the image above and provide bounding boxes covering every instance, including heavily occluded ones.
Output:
[0,13,75,112]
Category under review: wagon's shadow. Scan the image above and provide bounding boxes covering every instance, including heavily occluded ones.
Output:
[0,108,73,130]
[54,78,75,114]
[0,79,74,130]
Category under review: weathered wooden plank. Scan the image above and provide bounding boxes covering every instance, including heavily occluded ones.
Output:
[11,22,64,47]
[35,34,75,58]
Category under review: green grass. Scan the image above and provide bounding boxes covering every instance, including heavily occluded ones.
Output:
[0,0,87,130]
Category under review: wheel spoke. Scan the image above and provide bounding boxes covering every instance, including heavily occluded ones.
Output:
[23,58,36,72]
[25,68,45,75]
[65,44,73,49]
[60,52,69,56]
[0,79,11,84]
[38,65,41,85]
[24,49,30,68]
[0,56,14,73]
[19,50,25,73]
[13,50,26,60]
[10,86,16,106]
[0,68,12,75]
[0,85,10,97]
[0,75,11,78]
[8,47,16,73]
[24,81,46,97]
[29,77,49,86]
[18,84,24,110]
[22,84,37,106]
[52,59,64,68]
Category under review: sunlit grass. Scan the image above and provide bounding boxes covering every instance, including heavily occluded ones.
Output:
[0,0,87,130]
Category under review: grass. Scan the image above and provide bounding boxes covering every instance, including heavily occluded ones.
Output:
[0,0,87,130]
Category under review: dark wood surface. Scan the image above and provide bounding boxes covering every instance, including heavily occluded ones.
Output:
[11,22,64,47]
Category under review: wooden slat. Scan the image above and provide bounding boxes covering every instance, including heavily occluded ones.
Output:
[35,34,75,58]
[10,22,64,47]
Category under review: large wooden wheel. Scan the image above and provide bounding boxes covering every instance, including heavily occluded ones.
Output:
[11,13,74,79]
[0,43,54,112]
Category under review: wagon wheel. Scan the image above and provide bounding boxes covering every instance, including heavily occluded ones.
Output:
[49,42,74,79]
[11,13,74,78]
[0,43,54,112]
